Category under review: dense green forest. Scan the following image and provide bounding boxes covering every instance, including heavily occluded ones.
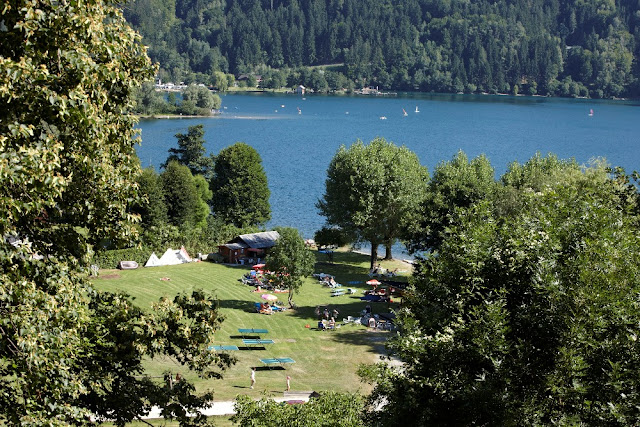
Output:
[124,0,640,98]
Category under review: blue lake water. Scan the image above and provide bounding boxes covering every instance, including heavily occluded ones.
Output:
[136,92,640,251]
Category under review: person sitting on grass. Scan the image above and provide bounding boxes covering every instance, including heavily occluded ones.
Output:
[317,320,326,330]
[328,317,336,330]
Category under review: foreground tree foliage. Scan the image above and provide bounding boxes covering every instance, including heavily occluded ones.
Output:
[265,227,315,306]
[361,156,640,425]
[231,392,365,427]
[0,0,232,424]
[318,137,428,267]
[210,142,271,228]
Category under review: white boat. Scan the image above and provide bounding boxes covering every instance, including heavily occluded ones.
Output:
[415,106,419,113]
[403,109,408,116]
[380,116,387,120]
[588,109,594,116]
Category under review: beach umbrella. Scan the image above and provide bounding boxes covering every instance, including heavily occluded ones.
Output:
[366,279,381,286]
[252,263,266,270]
[261,294,278,301]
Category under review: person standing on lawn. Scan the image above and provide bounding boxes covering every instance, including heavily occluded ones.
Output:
[250,367,256,389]
[286,375,291,391]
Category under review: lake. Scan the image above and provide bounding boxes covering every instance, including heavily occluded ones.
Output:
[136,92,640,251]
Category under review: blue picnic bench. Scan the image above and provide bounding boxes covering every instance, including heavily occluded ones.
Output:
[208,345,239,351]
[238,328,269,335]
[260,357,295,367]
[242,339,274,347]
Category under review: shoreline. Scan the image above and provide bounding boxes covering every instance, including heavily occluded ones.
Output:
[350,248,415,265]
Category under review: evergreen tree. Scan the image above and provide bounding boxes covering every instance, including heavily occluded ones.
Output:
[134,167,168,228]
[161,161,207,228]
[164,124,214,179]
[210,142,271,228]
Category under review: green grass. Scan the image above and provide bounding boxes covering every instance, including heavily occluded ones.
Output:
[92,251,409,405]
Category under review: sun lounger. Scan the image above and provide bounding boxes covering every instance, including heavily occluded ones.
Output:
[260,357,296,367]
[208,345,239,351]
[242,339,275,347]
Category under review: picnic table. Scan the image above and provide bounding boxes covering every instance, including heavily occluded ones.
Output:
[260,357,295,367]
[238,328,269,335]
[242,339,274,347]
[208,345,239,351]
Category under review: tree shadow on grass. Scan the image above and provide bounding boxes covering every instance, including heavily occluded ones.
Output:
[217,299,259,311]
[287,297,401,323]
[329,329,394,356]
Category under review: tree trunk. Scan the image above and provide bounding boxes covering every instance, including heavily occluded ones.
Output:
[384,241,393,260]
[370,242,378,269]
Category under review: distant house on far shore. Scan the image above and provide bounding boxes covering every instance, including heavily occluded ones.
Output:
[218,231,280,264]
[237,74,262,87]
[296,85,306,95]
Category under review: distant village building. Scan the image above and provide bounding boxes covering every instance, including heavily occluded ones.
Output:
[296,85,306,95]
[154,81,187,91]
[218,231,280,264]
[237,74,262,87]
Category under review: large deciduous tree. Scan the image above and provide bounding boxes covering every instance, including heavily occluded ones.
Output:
[0,0,231,423]
[265,227,315,306]
[362,156,640,425]
[210,142,271,228]
[407,150,496,253]
[317,137,428,268]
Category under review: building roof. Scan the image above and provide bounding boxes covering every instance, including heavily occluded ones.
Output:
[237,231,280,249]
[222,242,248,250]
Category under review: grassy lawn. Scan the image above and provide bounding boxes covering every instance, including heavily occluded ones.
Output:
[92,251,410,408]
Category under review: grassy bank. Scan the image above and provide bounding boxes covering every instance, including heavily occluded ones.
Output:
[92,251,409,405]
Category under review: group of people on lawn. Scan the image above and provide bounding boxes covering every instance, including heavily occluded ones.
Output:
[258,301,285,314]
[316,306,339,330]
[369,264,399,277]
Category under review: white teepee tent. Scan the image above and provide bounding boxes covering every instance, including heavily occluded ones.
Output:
[159,248,182,266]
[144,252,162,267]
[177,246,192,263]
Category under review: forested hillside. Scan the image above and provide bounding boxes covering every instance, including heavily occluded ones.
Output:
[124,0,640,98]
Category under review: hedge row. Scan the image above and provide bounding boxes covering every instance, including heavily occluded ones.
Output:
[92,247,152,270]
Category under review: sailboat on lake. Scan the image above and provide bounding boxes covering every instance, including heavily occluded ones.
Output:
[415,106,419,113]
[403,108,408,116]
